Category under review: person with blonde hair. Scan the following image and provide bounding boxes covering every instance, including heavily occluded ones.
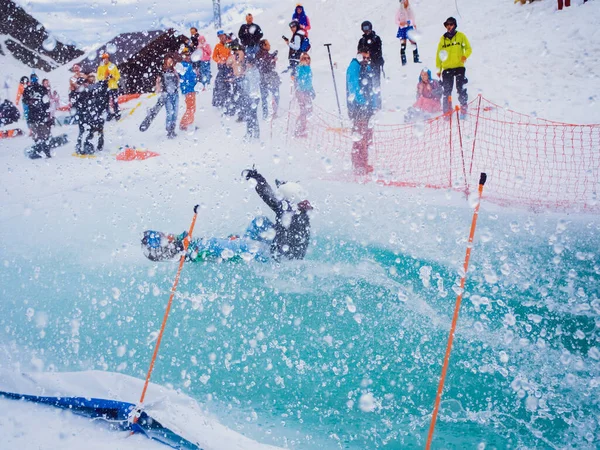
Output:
[395,0,420,66]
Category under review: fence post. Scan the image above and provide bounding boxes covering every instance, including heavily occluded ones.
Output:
[455,106,468,198]
[468,94,483,178]
[448,96,453,188]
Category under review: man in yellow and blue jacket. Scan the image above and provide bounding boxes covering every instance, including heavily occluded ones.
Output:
[435,17,471,116]
[96,53,121,121]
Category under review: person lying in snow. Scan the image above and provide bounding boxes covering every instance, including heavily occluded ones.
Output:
[142,170,313,262]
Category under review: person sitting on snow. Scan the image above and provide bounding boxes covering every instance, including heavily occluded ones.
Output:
[404,69,442,122]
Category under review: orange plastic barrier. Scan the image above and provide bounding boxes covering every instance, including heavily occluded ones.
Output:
[284,95,600,212]
[116,146,159,161]
[117,93,142,104]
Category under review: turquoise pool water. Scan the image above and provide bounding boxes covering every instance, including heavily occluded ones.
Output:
[1,222,599,449]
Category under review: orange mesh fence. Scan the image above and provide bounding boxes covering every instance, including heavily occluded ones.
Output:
[283,95,600,212]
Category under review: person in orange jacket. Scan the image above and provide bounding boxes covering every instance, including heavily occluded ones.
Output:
[212,30,234,109]
[16,76,29,120]
[96,53,121,121]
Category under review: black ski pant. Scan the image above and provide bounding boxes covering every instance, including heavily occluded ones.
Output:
[441,67,468,114]
[76,121,104,154]
[29,122,52,157]
[107,90,120,120]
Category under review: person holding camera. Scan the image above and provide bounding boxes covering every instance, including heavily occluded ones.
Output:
[283,20,308,77]
[256,39,280,119]
[96,53,121,121]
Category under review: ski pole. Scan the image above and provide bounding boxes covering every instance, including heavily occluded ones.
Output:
[132,204,200,425]
[425,173,487,449]
[324,43,343,128]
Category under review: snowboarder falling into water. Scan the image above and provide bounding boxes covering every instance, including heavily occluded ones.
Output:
[142,170,313,263]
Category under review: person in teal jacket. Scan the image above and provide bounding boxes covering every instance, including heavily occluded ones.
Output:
[179,48,197,131]
[435,17,472,116]
[346,46,377,175]
[294,52,315,138]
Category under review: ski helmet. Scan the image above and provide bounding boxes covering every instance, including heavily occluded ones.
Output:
[361,21,373,32]
[444,17,457,28]
[277,181,308,202]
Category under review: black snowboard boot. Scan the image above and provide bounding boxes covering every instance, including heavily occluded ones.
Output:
[413,46,421,63]
[401,43,407,66]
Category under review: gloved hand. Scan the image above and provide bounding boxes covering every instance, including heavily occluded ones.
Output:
[245,168,259,180]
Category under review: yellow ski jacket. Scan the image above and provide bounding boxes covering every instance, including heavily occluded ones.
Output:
[435,31,472,72]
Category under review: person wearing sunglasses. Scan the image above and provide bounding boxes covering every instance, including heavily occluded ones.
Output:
[283,20,308,77]
[357,21,383,110]
[435,16,472,118]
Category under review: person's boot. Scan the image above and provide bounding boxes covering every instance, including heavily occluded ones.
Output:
[413,46,421,64]
[400,44,407,66]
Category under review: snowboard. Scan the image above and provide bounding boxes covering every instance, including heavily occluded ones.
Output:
[25,134,69,159]
[0,128,24,139]
[139,95,166,132]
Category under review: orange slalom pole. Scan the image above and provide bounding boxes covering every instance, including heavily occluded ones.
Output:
[425,173,487,449]
[133,204,199,424]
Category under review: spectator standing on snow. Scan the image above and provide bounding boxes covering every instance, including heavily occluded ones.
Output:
[16,76,29,120]
[395,0,421,66]
[21,73,52,158]
[179,48,198,131]
[256,39,281,119]
[242,57,261,140]
[238,13,264,61]
[357,21,383,110]
[227,43,246,120]
[197,35,212,89]
[96,53,121,121]
[295,53,315,138]
[69,65,86,102]
[292,4,311,36]
[557,0,571,9]
[42,79,60,121]
[212,30,234,109]
[157,55,180,139]
[346,48,377,175]
[435,17,472,116]
[283,20,308,77]
[74,73,108,155]
[190,27,200,51]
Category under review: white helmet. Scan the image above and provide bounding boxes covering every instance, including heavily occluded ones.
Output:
[277,181,307,202]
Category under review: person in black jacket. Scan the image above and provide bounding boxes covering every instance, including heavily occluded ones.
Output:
[244,169,313,260]
[357,21,383,110]
[74,74,108,155]
[256,39,281,119]
[21,73,52,158]
[238,13,264,61]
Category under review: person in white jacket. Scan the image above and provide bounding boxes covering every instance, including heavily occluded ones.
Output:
[243,57,262,140]
[395,0,421,65]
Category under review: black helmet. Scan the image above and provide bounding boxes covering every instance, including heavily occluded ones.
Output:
[444,17,457,28]
[361,21,372,32]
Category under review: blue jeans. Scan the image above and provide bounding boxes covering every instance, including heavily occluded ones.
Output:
[199,61,211,86]
[164,93,178,132]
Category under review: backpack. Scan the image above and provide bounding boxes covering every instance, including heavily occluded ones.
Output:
[300,36,311,53]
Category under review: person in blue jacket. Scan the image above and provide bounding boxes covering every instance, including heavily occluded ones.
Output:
[179,48,198,131]
[295,52,315,137]
[346,46,377,175]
